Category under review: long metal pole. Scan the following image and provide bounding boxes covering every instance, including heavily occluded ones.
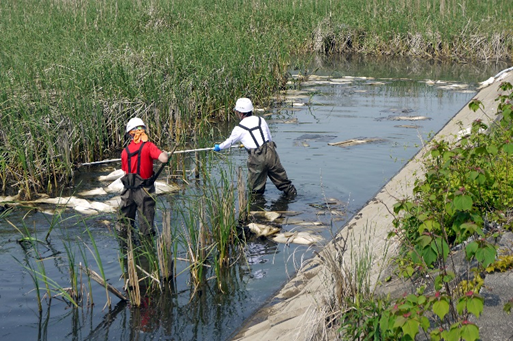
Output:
[78,147,216,167]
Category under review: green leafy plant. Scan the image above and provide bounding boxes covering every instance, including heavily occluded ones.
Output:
[340,83,513,340]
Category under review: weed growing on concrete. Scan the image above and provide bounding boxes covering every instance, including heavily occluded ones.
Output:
[337,82,513,340]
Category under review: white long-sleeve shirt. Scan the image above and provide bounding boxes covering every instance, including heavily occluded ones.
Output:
[219,115,273,150]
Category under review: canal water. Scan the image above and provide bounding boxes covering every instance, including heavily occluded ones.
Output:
[0,55,507,340]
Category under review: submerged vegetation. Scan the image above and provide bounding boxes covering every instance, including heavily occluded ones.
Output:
[0,0,512,196]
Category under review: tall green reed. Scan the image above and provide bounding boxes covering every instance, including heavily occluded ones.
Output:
[201,164,248,291]
[178,196,212,288]
[168,159,249,293]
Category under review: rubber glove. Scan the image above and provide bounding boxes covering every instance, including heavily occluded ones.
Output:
[214,144,221,152]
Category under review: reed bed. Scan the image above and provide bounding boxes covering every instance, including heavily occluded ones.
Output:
[1,0,511,195]
[172,163,249,293]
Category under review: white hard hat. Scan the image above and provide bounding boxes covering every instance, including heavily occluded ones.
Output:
[126,117,146,133]
[234,98,254,113]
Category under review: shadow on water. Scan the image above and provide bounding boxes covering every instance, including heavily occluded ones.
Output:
[0,55,508,340]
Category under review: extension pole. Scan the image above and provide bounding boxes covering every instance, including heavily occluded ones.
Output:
[77,146,230,167]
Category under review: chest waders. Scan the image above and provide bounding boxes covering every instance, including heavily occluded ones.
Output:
[239,117,294,196]
[121,141,148,189]
[117,141,157,250]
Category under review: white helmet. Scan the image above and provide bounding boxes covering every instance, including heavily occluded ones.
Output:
[126,117,146,133]
[234,98,254,113]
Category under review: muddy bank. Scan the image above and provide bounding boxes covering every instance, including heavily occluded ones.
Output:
[231,69,513,340]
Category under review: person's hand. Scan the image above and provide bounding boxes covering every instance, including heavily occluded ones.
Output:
[214,144,221,152]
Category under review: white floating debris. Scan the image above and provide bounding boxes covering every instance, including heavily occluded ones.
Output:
[248,223,281,237]
[298,81,319,87]
[478,76,494,89]
[342,76,373,80]
[328,138,385,147]
[88,201,116,213]
[34,196,89,207]
[105,178,124,193]
[0,193,21,203]
[389,115,430,121]
[310,80,331,85]
[329,78,353,83]
[250,211,282,222]
[78,188,108,197]
[283,219,325,226]
[497,71,511,82]
[99,169,125,181]
[104,196,122,209]
[449,83,469,89]
[31,196,113,214]
[104,178,179,194]
[74,205,101,215]
[308,75,331,80]
[436,83,470,90]
[272,231,323,245]
[478,67,513,90]
[155,181,180,194]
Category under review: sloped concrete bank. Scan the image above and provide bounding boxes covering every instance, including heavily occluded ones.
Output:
[232,69,513,341]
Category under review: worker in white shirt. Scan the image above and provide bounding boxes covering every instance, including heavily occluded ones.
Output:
[214,98,297,198]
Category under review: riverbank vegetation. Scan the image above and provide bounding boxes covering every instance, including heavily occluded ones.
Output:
[336,84,513,339]
[1,0,512,197]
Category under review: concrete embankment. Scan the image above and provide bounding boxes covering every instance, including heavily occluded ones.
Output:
[232,69,513,341]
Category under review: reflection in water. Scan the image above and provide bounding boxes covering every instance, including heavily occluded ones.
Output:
[250,192,295,213]
[295,53,509,84]
[246,240,279,266]
[77,265,250,340]
[83,300,128,340]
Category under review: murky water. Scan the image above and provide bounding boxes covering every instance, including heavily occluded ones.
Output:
[0,55,507,340]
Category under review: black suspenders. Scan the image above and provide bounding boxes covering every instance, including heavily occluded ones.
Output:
[125,142,146,176]
[238,117,268,148]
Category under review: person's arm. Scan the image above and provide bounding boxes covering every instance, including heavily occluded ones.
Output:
[148,143,169,163]
[158,152,169,164]
[263,119,273,142]
[219,127,244,150]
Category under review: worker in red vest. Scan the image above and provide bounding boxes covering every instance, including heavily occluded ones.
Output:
[117,117,169,251]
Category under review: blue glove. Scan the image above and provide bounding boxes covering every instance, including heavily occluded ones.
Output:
[214,144,221,152]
